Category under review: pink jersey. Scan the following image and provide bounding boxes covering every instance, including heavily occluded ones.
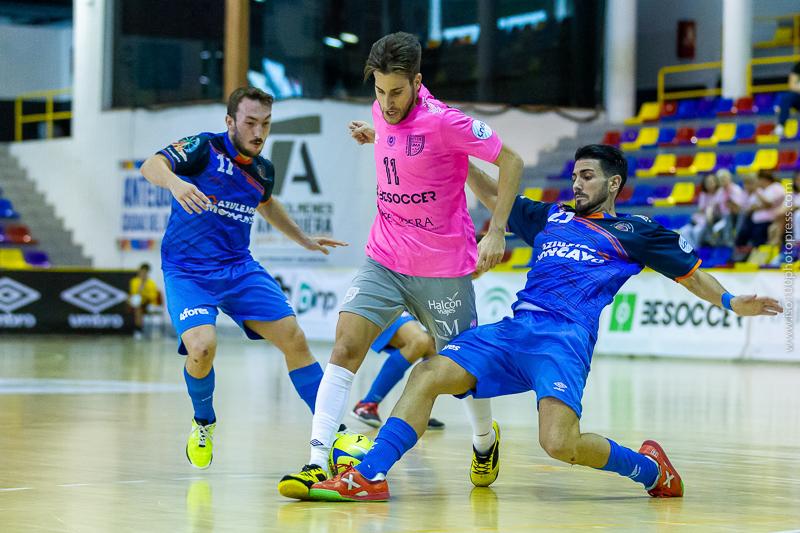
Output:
[366,85,503,277]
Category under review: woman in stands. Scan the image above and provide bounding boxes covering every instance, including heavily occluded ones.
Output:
[679,173,719,248]
[708,169,745,247]
[735,171,786,253]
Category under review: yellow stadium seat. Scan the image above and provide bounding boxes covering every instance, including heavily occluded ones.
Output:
[733,262,759,272]
[636,153,677,178]
[624,102,661,125]
[755,26,794,48]
[0,249,30,269]
[696,123,736,147]
[676,152,716,176]
[523,187,542,201]
[784,118,799,140]
[737,149,778,173]
[652,182,696,207]
[492,247,532,272]
[621,127,659,151]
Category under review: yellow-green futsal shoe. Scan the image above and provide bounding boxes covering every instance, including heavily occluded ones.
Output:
[470,420,500,487]
[186,419,215,469]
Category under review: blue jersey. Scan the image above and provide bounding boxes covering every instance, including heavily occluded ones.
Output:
[507,197,701,339]
[156,132,275,269]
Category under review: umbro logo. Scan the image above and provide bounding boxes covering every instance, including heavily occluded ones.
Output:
[310,439,324,447]
[553,381,568,392]
[61,278,127,313]
[0,277,41,313]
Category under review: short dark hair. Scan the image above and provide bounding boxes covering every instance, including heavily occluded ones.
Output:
[138,263,150,272]
[757,170,776,182]
[364,32,422,82]
[227,87,274,118]
[574,144,628,192]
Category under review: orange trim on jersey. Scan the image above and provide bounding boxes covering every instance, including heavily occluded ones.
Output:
[674,259,702,282]
[574,218,628,259]
[584,212,606,219]
[234,153,253,165]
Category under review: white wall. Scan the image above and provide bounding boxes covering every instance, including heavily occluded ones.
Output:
[0,23,72,99]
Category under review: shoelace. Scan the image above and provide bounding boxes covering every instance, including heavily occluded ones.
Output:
[472,454,491,475]
[195,424,212,448]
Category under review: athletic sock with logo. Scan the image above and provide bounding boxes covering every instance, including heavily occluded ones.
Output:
[355,417,418,480]
[598,438,659,488]
[184,366,216,424]
[362,348,411,404]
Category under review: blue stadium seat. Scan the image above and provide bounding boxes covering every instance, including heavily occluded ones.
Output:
[657,127,676,145]
[629,184,655,206]
[0,198,20,219]
[734,123,756,144]
[733,151,756,169]
[675,99,699,120]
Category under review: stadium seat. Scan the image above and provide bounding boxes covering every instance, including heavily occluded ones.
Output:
[697,123,736,147]
[3,224,35,244]
[634,157,655,176]
[756,123,779,144]
[656,127,676,146]
[626,156,638,174]
[733,151,756,172]
[492,247,532,271]
[675,154,694,174]
[23,250,50,268]
[523,187,543,201]
[541,188,560,203]
[636,153,677,177]
[648,185,673,205]
[624,102,661,125]
[696,98,718,118]
[782,118,799,141]
[715,98,735,116]
[778,150,799,171]
[601,130,621,146]
[699,247,733,267]
[0,198,20,219]
[733,123,756,144]
[669,213,692,229]
[676,152,716,176]
[693,126,715,144]
[661,101,678,120]
[754,93,776,115]
[673,127,696,146]
[675,99,699,120]
[548,160,573,180]
[651,182,697,206]
[713,152,735,172]
[0,248,29,269]
[737,149,778,173]
[629,184,655,206]
[556,187,573,202]
[733,96,754,115]
[621,127,659,151]
[621,129,638,145]
[617,185,634,204]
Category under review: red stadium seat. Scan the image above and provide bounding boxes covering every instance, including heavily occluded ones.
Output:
[602,130,621,146]
[3,224,35,244]
[778,150,798,170]
[733,96,754,115]
[661,101,677,119]
[541,188,560,203]
[673,127,695,146]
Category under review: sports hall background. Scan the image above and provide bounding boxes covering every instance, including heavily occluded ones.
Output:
[0,1,797,532]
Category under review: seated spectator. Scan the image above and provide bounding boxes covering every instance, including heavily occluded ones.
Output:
[775,60,800,137]
[679,173,719,248]
[735,171,786,251]
[708,169,745,247]
[128,263,160,339]
[768,171,799,252]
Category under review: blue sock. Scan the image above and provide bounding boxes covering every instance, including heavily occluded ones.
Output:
[288,362,323,413]
[356,417,418,479]
[599,438,659,489]
[362,348,412,404]
[184,366,216,424]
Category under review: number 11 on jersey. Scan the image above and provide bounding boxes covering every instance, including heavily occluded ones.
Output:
[383,157,399,185]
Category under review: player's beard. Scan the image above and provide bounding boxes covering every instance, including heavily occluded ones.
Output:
[575,189,610,217]
[231,127,263,158]
[385,84,418,124]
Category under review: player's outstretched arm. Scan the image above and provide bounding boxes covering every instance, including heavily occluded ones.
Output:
[678,269,784,316]
[256,198,348,255]
[141,154,209,214]
[476,145,523,272]
[348,120,375,145]
[466,162,499,212]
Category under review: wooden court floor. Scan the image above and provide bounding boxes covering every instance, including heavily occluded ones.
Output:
[1,335,799,533]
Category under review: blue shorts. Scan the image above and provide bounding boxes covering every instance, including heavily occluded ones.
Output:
[164,260,295,354]
[439,310,595,418]
[370,311,416,353]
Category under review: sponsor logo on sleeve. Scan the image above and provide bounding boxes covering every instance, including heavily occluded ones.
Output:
[471,120,493,140]
[678,236,694,253]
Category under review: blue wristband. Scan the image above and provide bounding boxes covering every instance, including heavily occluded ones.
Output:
[721,292,734,311]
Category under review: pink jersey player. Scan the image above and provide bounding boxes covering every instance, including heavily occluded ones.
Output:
[367,84,503,277]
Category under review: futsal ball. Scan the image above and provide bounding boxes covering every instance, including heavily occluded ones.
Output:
[328,432,374,475]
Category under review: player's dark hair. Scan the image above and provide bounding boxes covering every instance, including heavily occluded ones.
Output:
[227,87,274,118]
[574,144,628,194]
[138,263,150,272]
[757,170,776,183]
[363,32,422,82]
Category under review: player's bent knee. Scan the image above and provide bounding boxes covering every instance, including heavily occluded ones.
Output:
[539,431,577,464]
[407,359,448,395]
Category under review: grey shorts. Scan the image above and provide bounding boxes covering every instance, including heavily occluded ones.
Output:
[340,257,477,350]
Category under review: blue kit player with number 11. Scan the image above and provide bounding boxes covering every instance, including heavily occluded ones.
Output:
[140,87,347,469]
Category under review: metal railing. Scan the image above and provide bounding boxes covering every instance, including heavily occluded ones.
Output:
[754,13,800,55]
[747,54,800,95]
[656,61,722,104]
[14,88,72,141]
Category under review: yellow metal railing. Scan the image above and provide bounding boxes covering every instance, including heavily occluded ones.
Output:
[657,61,722,104]
[754,13,800,54]
[747,54,800,95]
[14,88,72,141]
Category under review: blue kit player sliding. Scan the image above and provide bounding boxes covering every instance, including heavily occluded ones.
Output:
[141,87,347,469]
[307,144,783,501]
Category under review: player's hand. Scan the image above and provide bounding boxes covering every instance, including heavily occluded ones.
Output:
[476,228,506,274]
[349,121,375,145]
[731,295,783,316]
[169,180,210,214]
[304,237,349,255]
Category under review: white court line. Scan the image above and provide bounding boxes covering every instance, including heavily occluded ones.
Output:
[117,480,147,484]
[57,483,91,488]
[0,487,32,492]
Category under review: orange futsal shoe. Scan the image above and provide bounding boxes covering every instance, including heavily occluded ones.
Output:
[639,440,684,498]
[308,466,390,502]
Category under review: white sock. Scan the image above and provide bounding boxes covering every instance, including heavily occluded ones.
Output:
[308,363,355,473]
[463,396,495,454]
